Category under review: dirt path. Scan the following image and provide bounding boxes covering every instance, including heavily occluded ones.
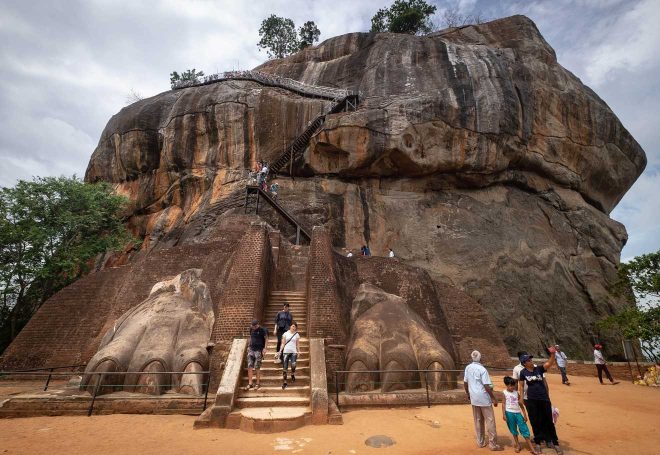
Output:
[1,373,658,454]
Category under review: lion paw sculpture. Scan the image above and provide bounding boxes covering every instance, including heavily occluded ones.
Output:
[345,283,456,393]
[81,269,214,395]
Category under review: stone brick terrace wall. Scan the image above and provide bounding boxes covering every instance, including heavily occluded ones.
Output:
[208,222,273,390]
[0,234,243,371]
[306,226,347,377]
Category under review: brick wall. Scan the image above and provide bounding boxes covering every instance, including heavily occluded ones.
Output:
[306,227,348,378]
[433,281,511,368]
[0,236,242,371]
[211,222,273,342]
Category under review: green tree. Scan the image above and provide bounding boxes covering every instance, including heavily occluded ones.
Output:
[298,21,321,50]
[598,250,660,362]
[370,0,437,35]
[0,176,137,353]
[170,69,205,88]
[258,14,299,59]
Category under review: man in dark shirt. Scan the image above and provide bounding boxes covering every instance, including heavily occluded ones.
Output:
[245,319,268,390]
[274,303,293,361]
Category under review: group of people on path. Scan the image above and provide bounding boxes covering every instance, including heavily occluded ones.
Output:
[252,160,280,201]
[464,343,620,454]
[243,303,299,392]
[464,349,562,454]
[345,246,395,258]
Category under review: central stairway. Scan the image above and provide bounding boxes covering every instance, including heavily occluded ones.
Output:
[226,290,310,432]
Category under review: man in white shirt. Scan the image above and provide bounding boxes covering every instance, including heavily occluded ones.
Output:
[555,345,570,385]
[464,350,503,451]
[594,344,618,385]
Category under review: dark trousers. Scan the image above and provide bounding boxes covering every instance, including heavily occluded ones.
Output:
[276,328,286,352]
[524,399,558,445]
[559,366,569,383]
[596,364,614,383]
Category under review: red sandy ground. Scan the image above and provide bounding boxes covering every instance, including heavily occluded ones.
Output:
[0,373,658,454]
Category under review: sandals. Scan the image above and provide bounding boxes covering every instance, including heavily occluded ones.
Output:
[282,382,288,390]
[254,384,260,390]
[244,383,260,391]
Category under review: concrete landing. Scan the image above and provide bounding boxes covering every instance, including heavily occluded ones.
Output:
[226,406,312,433]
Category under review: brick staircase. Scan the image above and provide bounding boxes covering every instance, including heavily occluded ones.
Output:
[225,290,311,432]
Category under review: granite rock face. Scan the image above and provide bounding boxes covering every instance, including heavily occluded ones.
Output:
[85,16,646,358]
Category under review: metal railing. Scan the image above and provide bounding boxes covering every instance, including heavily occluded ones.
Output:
[0,368,211,416]
[81,370,211,416]
[172,70,359,102]
[0,364,86,391]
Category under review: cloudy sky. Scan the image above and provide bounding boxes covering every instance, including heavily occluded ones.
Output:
[0,0,658,260]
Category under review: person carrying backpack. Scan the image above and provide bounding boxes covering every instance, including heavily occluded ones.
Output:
[274,303,293,363]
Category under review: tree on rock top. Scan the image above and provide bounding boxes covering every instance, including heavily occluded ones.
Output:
[371,0,437,35]
[170,69,205,89]
[298,21,320,50]
[258,15,321,59]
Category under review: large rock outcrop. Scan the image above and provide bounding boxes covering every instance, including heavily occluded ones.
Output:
[85,16,646,358]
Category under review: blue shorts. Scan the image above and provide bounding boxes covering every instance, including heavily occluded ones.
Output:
[505,411,531,438]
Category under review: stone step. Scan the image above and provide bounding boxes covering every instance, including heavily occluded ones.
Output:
[225,406,311,433]
[270,291,306,295]
[235,396,310,408]
[242,375,310,386]
[256,366,310,374]
[266,340,308,347]
[238,385,309,397]
[264,315,307,319]
[259,357,309,366]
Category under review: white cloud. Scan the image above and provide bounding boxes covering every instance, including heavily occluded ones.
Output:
[612,170,660,260]
[583,0,660,87]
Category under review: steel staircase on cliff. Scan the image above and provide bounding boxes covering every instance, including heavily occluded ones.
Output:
[172,69,360,176]
[269,95,358,175]
[244,186,311,245]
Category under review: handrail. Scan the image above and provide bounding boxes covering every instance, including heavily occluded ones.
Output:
[0,364,86,374]
[245,185,311,242]
[333,368,463,411]
[173,70,359,102]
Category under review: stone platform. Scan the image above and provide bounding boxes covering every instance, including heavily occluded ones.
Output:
[336,388,504,409]
[0,382,207,418]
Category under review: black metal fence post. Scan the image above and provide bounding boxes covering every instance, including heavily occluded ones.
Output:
[424,371,430,408]
[43,368,54,391]
[203,374,210,411]
[87,373,104,417]
[335,371,339,412]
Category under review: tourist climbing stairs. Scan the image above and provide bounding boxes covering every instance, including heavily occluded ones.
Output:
[226,290,311,432]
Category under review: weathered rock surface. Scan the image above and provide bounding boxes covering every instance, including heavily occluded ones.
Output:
[81,269,213,395]
[84,15,646,358]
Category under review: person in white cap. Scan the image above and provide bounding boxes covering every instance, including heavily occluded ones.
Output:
[554,345,570,385]
[463,350,503,451]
